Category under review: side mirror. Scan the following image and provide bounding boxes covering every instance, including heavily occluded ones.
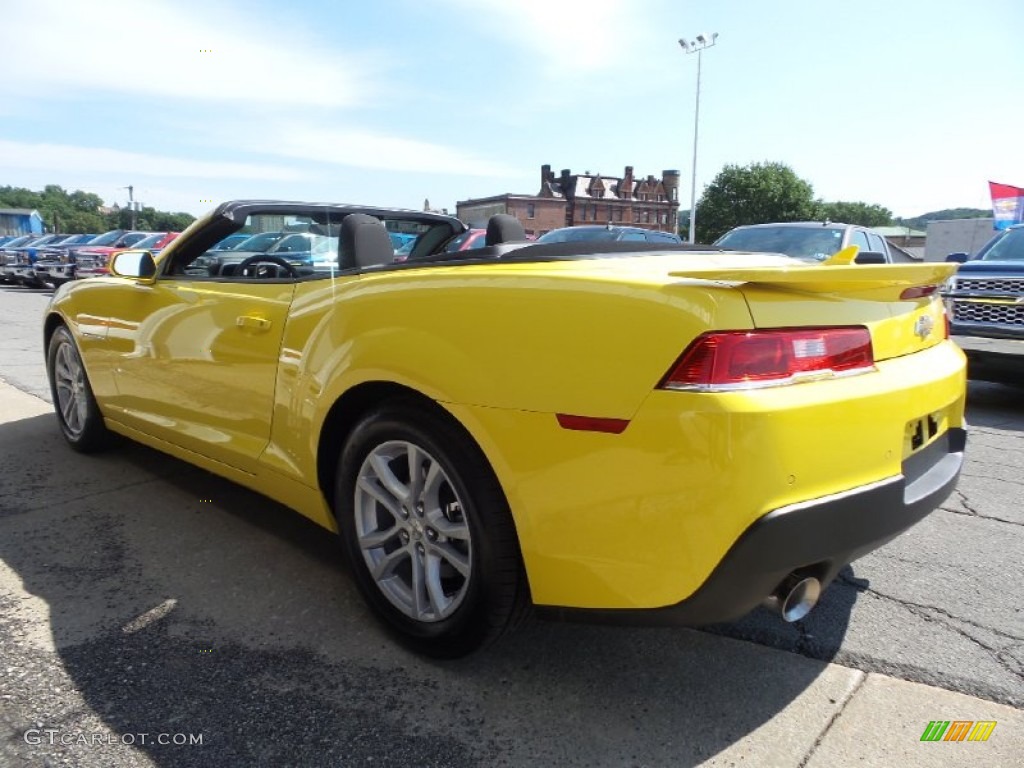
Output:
[109,250,157,281]
[854,250,887,264]
[944,252,969,264]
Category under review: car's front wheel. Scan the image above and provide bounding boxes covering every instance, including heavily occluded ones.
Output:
[47,325,111,452]
[335,401,528,657]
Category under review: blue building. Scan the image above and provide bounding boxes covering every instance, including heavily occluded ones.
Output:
[0,208,45,236]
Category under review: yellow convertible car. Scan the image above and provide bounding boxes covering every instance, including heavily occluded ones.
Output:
[44,201,967,657]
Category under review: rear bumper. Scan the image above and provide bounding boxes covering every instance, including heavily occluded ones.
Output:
[540,427,965,626]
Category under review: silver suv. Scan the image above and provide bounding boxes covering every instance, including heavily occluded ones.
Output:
[714,221,907,263]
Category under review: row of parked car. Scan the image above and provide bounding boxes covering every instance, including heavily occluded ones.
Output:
[0,229,276,287]
[0,230,174,288]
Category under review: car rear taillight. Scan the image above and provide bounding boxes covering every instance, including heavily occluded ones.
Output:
[660,327,874,391]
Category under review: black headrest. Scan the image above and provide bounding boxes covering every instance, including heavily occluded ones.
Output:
[340,213,394,269]
[485,214,527,246]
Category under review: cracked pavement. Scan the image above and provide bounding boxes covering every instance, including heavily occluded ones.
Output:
[703,376,1024,707]
[1,286,1022,766]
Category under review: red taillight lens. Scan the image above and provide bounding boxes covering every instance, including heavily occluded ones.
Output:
[660,327,874,391]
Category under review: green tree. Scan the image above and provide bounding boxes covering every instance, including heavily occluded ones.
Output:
[896,208,990,230]
[107,206,195,232]
[695,162,817,242]
[815,201,893,227]
[0,184,195,234]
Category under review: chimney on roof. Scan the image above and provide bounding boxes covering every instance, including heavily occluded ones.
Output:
[540,164,553,194]
[622,166,634,197]
[560,168,573,199]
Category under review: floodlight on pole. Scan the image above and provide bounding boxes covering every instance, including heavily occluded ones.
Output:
[678,32,718,244]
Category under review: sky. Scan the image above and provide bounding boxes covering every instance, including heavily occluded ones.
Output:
[1,0,1022,221]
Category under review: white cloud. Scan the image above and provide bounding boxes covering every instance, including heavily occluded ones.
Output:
[240,122,521,177]
[0,140,304,182]
[0,0,372,107]
[439,0,644,75]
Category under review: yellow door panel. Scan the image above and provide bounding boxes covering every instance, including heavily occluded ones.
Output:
[100,279,295,471]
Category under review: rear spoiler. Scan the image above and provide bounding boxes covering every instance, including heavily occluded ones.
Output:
[667,260,956,295]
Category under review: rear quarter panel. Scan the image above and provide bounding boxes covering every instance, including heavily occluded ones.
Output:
[264,264,754,484]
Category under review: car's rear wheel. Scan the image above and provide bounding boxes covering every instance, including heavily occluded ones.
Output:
[47,325,111,452]
[335,401,528,657]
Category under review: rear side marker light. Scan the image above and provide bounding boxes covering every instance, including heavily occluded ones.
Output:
[660,327,874,392]
[900,285,938,300]
[556,414,630,434]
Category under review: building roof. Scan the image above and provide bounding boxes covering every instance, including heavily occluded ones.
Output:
[0,208,42,217]
[875,226,926,238]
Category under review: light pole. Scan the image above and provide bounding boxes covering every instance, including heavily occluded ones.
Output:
[122,185,137,230]
[678,32,718,244]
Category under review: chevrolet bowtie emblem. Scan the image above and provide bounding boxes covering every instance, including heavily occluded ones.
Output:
[914,315,934,340]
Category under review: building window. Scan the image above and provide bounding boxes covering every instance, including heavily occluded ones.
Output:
[580,204,588,221]
[672,188,678,202]
[660,212,667,225]
[526,203,535,219]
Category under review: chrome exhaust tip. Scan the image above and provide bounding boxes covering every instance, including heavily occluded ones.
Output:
[763,573,821,623]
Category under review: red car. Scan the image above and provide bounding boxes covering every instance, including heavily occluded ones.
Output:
[444,228,488,252]
[74,232,179,279]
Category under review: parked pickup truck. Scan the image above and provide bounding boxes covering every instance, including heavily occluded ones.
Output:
[942,223,1024,381]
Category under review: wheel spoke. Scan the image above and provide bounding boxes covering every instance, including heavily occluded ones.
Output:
[431,541,471,578]
[358,526,398,550]
[369,453,409,503]
[410,547,428,617]
[61,392,77,424]
[55,354,71,383]
[407,444,426,499]
[371,546,408,581]
[422,459,444,501]
[356,475,403,520]
[424,553,450,616]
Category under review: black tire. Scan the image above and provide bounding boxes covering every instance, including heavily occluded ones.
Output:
[46,325,112,453]
[335,400,528,658]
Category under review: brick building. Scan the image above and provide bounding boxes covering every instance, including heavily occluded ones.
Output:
[457,165,681,237]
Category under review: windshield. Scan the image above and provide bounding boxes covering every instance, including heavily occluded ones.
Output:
[233,231,285,252]
[716,226,845,261]
[87,230,126,246]
[976,228,1024,261]
[269,234,312,253]
[537,228,620,244]
[130,233,167,250]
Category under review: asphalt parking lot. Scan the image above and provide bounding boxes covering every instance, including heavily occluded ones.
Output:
[1,285,1022,766]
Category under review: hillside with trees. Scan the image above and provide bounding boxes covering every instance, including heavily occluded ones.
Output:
[894,208,990,231]
[0,185,195,233]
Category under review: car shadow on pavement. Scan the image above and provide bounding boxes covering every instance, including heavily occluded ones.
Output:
[0,412,857,767]
[965,380,1024,432]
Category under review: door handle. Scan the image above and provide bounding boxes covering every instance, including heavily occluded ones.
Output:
[236,315,272,332]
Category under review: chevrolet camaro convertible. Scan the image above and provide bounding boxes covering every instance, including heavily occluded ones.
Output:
[44,201,967,657]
